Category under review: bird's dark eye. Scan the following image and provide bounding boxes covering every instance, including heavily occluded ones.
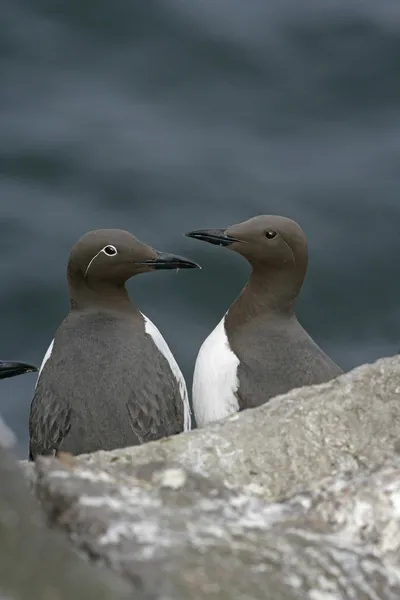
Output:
[103,245,118,256]
[265,230,277,239]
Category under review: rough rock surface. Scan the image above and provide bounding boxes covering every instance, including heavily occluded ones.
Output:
[0,417,135,600]
[34,453,400,600]
[76,355,400,500]
[12,355,400,598]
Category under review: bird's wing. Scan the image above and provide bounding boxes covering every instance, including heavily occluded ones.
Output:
[125,362,185,445]
[29,382,72,460]
[141,313,191,431]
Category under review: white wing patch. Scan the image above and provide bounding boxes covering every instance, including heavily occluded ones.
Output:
[141,313,191,432]
[192,317,240,428]
[35,339,54,389]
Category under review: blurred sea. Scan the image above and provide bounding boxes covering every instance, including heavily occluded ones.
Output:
[1,0,400,457]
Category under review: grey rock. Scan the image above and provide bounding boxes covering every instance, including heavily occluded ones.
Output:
[76,355,400,500]
[0,443,135,600]
[18,354,400,598]
[34,453,400,600]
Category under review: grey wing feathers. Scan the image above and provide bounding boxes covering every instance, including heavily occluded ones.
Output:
[126,402,158,444]
[125,363,185,444]
[126,389,183,444]
[29,384,72,460]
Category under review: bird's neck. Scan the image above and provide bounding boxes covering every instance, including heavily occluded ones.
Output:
[225,266,303,332]
[68,279,137,314]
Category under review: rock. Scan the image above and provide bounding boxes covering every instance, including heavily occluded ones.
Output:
[0,442,136,600]
[75,355,400,500]
[19,355,400,597]
[34,453,400,599]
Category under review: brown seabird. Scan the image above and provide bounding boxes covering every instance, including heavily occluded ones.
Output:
[29,229,200,459]
[185,215,343,427]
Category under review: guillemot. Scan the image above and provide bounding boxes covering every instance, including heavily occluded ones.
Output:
[186,215,343,427]
[29,228,200,459]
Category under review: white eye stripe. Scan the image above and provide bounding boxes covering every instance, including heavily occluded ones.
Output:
[84,245,118,278]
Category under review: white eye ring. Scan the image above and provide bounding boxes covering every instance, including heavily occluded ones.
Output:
[102,245,118,257]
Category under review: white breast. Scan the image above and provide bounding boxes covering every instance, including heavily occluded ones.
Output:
[141,313,191,432]
[35,339,54,389]
[192,316,240,428]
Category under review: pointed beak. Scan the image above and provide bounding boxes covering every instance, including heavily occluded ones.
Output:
[0,360,38,380]
[185,228,241,247]
[139,251,201,270]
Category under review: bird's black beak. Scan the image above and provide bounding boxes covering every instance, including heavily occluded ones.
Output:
[140,251,201,270]
[0,360,38,380]
[185,228,241,247]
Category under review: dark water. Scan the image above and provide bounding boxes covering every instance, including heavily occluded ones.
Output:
[1,0,400,457]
